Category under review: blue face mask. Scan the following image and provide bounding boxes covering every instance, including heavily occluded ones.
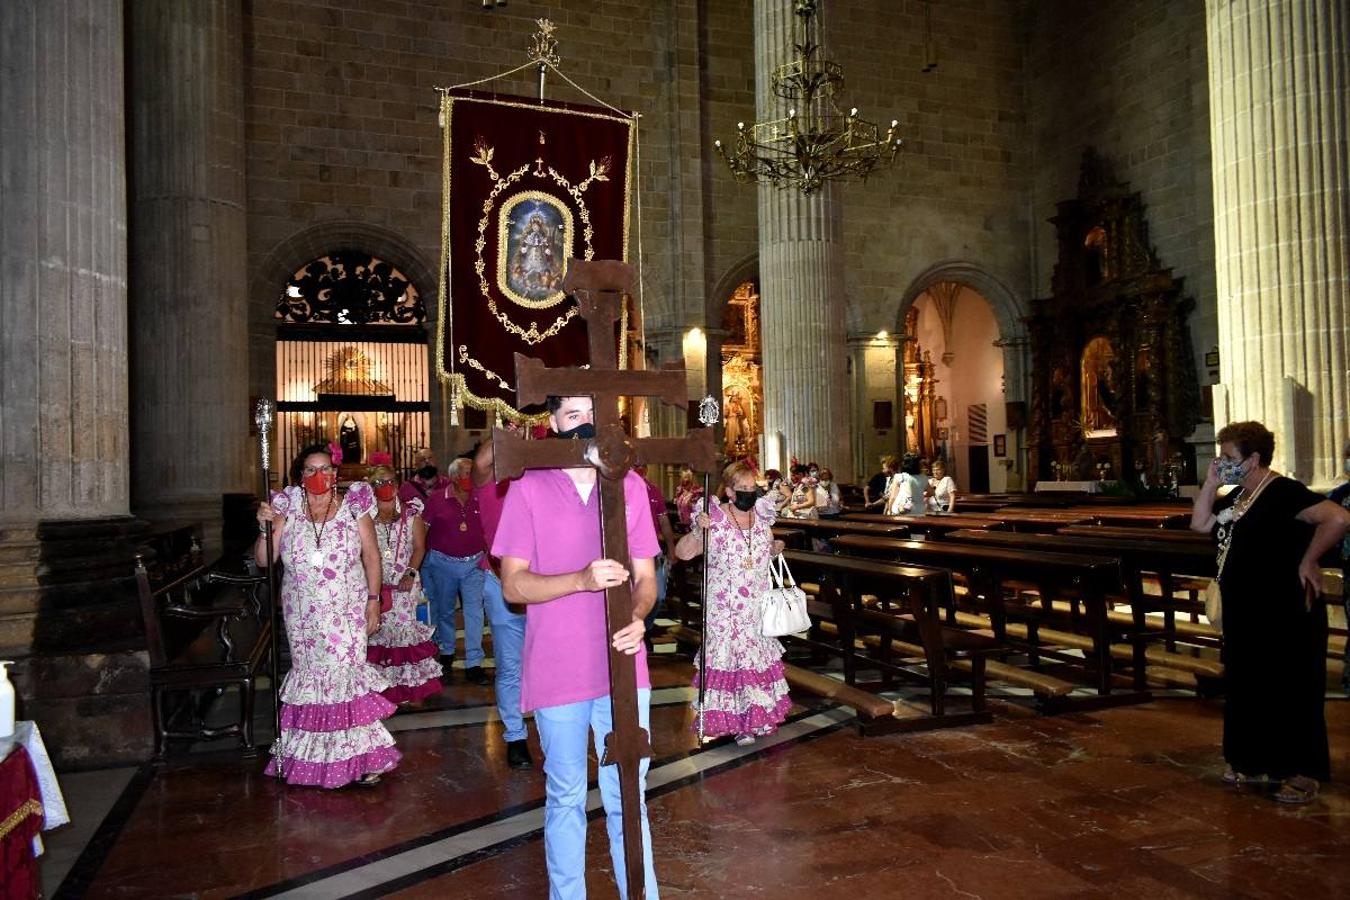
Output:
[1216,457,1247,485]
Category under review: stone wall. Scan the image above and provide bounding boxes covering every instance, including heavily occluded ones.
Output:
[1028,0,1216,398]
[242,0,759,426]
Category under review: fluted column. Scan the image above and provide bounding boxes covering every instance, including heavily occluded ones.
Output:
[0,0,130,526]
[754,0,852,480]
[0,0,154,767]
[1206,0,1350,485]
[129,0,250,541]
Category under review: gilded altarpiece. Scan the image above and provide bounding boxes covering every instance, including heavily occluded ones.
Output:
[902,306,940,461]
[1027,150,1200,483]
[721,282,763,459]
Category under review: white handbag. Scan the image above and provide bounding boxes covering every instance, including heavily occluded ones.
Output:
[761,554,811,638]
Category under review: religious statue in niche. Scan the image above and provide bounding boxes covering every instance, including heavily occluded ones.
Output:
[499,193,572,305]
[338,415,362,465]
[1080,336,1118,435]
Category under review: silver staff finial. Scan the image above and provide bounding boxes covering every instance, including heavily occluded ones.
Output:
[697,395,720,427]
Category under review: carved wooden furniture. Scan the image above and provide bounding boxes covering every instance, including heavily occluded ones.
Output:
[134,554,272,761]
[1027,149,1200,486]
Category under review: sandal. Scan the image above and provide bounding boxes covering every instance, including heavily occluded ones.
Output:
[354,773,383,787]
[1222,767,1267,786]
[734,734,756,747]
[1273,776,1319,805]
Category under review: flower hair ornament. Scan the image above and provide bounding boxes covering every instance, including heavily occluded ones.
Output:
[367,451,393,468]
[327,441,344,466]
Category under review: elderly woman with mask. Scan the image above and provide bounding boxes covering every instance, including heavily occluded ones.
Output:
[366,459,443,705]
[1190,421,1350,804]
[256,443,400,788]
[676,461,791,745]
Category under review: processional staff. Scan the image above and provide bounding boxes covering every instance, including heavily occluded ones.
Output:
[695,396,719,745]
[253,399,285,778]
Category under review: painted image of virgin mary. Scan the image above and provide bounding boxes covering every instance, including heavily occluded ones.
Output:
[505,200,567,301]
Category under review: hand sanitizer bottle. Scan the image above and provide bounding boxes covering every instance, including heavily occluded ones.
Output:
[0,661,14,738]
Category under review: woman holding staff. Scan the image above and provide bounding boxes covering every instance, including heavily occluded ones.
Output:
[256,443,401,788]
[676,461,791,745]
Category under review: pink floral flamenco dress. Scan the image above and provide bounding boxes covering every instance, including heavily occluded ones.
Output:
[366,497,443,704]
[693,495,792,740]
[265,481,401,787]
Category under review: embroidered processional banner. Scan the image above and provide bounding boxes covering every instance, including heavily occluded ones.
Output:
[436,91,634,421]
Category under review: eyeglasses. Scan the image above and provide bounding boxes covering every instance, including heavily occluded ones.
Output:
[302,465,337,476]
[372,478,395,487]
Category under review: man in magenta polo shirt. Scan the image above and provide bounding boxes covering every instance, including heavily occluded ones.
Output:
[420,456,489,683]
[494,394,661,899]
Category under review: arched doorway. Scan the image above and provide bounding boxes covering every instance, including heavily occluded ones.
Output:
[273,251,430,485]
[902,282,1013,493]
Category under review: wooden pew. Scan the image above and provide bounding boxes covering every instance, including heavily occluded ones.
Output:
[828,534,1144,704]
[1069,506,1192,528]
[972,509,1097,532]
[843,512,1000,537]
[783,550,999,732]
[135,554,272,761]
[1058,524,1210,544]
[776,518,910,540]
[941,529,1223,684]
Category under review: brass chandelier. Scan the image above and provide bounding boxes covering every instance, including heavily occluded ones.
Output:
[715,0,903,195]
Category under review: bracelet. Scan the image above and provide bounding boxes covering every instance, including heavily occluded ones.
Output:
[367,593,379,602]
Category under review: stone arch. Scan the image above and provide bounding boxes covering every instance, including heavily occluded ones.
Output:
[895,259,1027,344]
[708,251,759,325]
[251,220,438,316]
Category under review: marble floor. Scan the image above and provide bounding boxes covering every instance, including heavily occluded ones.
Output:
[45,644,1350,899]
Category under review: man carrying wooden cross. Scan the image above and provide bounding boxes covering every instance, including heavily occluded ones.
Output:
[492,392,662,898]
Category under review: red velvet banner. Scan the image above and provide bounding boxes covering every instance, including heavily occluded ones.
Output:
[436,92,633,420]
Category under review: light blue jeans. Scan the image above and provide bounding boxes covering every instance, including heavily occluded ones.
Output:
[534,689,658,900]
[420,549,486,663]
[482,570,526,742]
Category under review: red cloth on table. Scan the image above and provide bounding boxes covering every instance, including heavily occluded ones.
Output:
[0,746,44,900]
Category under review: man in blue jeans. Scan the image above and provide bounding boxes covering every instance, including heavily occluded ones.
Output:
[494,394,661,899]
[472,432,532,768]
[420,456,489,684]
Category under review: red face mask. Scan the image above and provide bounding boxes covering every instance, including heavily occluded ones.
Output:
[374,483,397,502]
[454,476,473,493]
[303,471,335,496]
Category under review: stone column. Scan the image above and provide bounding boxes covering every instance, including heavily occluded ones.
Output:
[0,0,150,765]
[129,0,251,546]
[1206,0,1350,485]
[754,0,852,481]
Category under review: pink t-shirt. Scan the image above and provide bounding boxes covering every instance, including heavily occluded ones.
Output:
[474,478,509,571]
[492,468,660,711]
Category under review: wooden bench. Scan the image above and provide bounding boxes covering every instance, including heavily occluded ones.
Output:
[828,534,1145,704]
[843,513,1001,537]
[776,518,910,540]
[783,550,1000,731]
[135,554,273,761]
[944,528,1218,656]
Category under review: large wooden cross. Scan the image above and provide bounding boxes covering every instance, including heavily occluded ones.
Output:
[492,260,717,898]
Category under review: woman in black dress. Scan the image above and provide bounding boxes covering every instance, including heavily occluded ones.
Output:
[1190,421,1350,803]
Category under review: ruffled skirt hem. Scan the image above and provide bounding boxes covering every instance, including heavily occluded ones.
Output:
[264,744,401,790]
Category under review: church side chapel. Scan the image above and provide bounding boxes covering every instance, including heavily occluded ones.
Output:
[4,0,1350,897]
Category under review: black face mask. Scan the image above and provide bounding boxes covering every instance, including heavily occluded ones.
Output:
[416,465,438,481]
[555,422,597,441]
[732,489,758,511]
